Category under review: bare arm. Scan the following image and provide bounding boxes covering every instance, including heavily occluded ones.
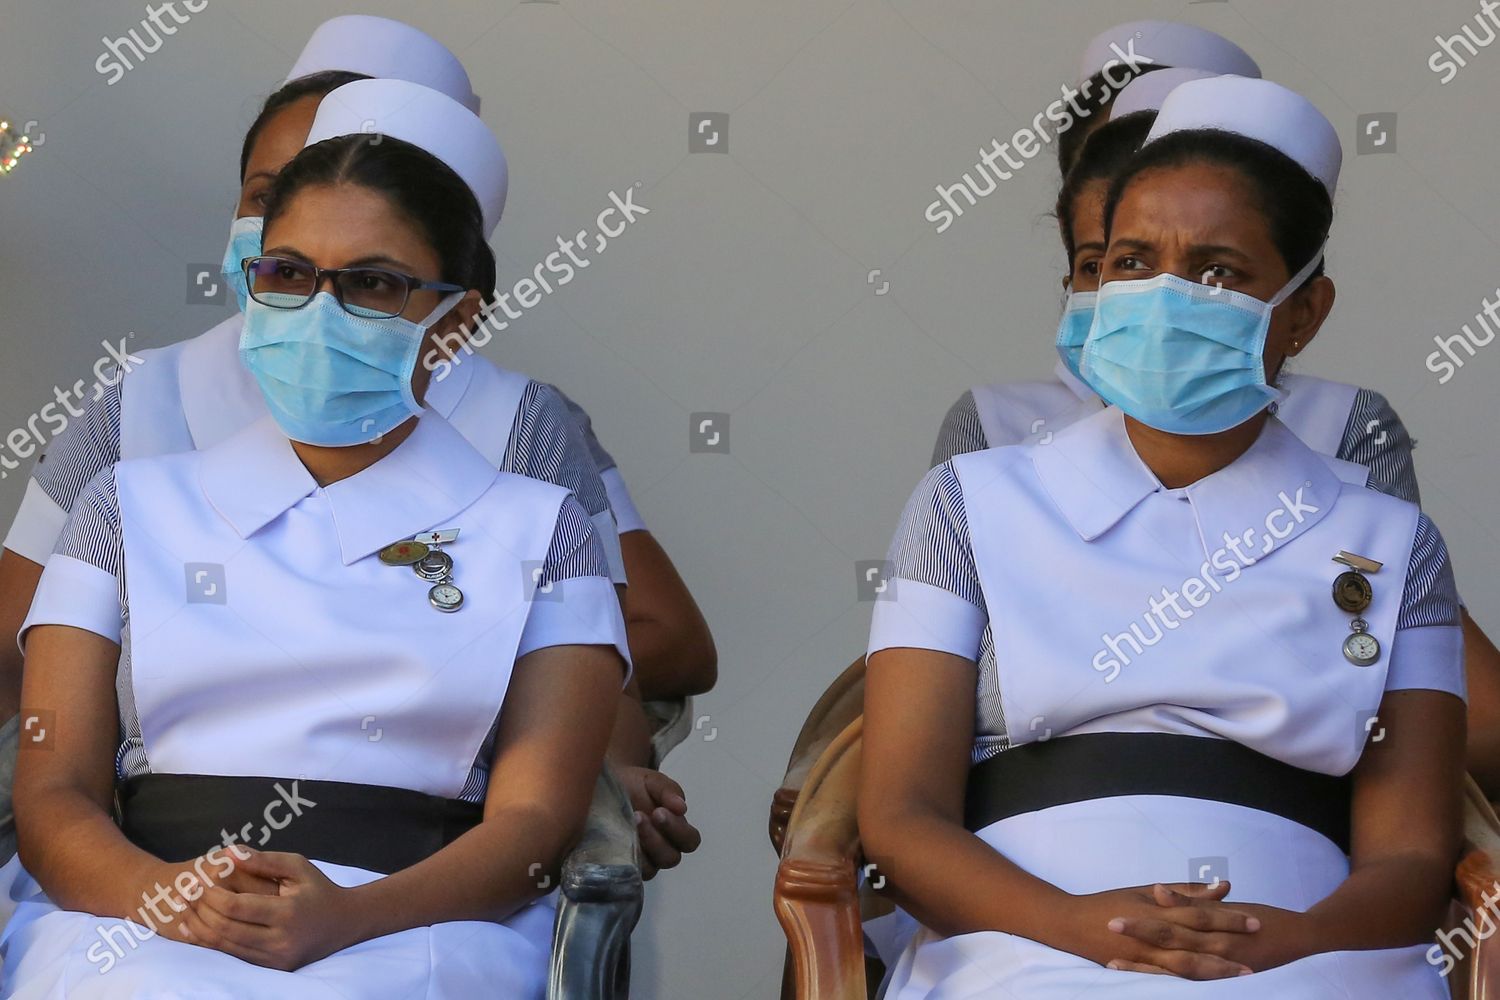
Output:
[0,550,43,724]
[1461,610,1500,795]
[619,530,716,701]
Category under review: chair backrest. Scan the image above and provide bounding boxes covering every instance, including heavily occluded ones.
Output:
[771,658,867,852]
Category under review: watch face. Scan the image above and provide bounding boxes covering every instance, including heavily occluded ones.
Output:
[1343,632,1380,666]
[429,583,464,613]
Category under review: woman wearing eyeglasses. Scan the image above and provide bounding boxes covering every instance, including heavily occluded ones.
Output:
[0,80,629,999]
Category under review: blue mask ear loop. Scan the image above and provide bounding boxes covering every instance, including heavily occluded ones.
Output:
[402,291,468,413]
[1263,241,1328,397]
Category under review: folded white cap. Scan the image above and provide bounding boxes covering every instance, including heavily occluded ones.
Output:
[1110,68,1221,120]
[1146,76,1342,196]
[284,15,480,114]
[1079,21,1260,84]
[305,79,508,235]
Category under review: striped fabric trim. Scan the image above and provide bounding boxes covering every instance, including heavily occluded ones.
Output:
[930,391,988,468]
[458,495,612,802]
[34,378,123,515]
[559,390,619,474]
[1398,514,1461,630]
[506,382,611,519]
[1336,389,1421,505]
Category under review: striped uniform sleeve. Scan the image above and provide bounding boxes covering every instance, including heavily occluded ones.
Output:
[4,380,123,563]
[516,495,631,678]
[559,390,646,534]
[1338,389,1420,505]
[18,467,127,648]
[1386,513,1464,697]
[867,461,989,661]
[505,381,626,583]
[930,391,989,468]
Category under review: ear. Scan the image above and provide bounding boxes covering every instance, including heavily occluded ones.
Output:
[1271,275,1336,359]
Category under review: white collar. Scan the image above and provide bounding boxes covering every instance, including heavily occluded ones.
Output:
[199,411,499,566]
[1030,407,1343,565]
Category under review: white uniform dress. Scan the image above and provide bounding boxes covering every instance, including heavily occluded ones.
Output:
[931,361,1420,503]
[1,409,630,999]
[2,315,627,581]
[869,406,1464,999]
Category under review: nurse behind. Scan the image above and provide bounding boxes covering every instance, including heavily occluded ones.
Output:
[862,78,1463,997]
[3,84,630,998]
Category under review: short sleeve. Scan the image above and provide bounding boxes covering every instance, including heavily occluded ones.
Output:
[1386,514,1464,698]
[867,462,988,662]
[557,391,646,534]
[930,391,989,468]
[516,496,631,681]
[1338,390,1420,505]
[5,381,123,562]
[557,390,618,474]
[19,467,127,649]
[505,382,625,583]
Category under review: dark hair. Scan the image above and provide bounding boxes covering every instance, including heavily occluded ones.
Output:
[1055,111,1155,265]
[262,133,497,294]
[1103,129,1333,287]
[239,71,370,181]
[1056,64,1164,175]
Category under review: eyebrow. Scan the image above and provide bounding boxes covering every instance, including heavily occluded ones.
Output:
[242,170,277,187]
[1109,237,1252,261]
[261,247,421,273]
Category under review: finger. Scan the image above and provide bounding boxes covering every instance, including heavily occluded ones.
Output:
[190,895,280,949]
[635,811,683,874]
[1111,908,1258,952]
[642,771,688,814]
[198,884,281,927]
[1157,881,1230,903]
[217,867,281,896]
[650,808,702,854]
[1140,949,1253,981]
[1106,960,1177,976]
[233,850,308,882]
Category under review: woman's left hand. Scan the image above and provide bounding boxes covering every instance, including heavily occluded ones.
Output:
[1105,886,1311,975]
[188,849,358,971]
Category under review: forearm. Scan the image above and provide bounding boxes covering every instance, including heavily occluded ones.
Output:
[1302,853,1456,953]
[18,784,165,919]
[607,686,652,768]
[343,801,577,940]
[863,809,1071,944]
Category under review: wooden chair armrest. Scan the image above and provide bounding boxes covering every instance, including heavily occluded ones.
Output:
[643,695,693,770]
[769,657,867,852]
[774,718,866,1000]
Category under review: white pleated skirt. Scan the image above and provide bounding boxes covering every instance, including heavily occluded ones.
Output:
[0,857,553,999]
[882,795,1451,1000]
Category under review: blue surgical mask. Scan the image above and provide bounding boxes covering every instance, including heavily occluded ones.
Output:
[221,216,264,313]
[1053,289,1097,383]
[239,290,462,447]
[1079,250,1323,435]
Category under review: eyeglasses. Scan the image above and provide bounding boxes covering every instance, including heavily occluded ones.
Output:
[242,256,464,320]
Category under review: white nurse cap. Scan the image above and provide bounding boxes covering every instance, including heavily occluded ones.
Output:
[1078,21,1260,83]
[1109,68,1220,120]
[1145,76,1342,197]
[305,79,508,235]
[283,15,481,114]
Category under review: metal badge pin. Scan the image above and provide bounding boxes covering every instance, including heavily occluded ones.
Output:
[1332,553,1382,666]
[379,539,430,566]
[413,550,454,582]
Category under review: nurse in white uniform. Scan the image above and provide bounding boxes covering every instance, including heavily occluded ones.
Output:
[862,77,1464,999]
[2,77,630,999]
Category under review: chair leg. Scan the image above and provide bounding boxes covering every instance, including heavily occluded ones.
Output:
[774,859,866,1000]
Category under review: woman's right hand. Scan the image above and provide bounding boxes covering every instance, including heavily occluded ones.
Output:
[127,846,279,948]
[1065,882,1262,980]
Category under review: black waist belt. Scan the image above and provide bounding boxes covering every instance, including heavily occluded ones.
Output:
[964,733,1351,853]
[119,774,482,875]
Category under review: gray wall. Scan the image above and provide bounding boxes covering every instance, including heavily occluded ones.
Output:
[2,1,1497,995]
